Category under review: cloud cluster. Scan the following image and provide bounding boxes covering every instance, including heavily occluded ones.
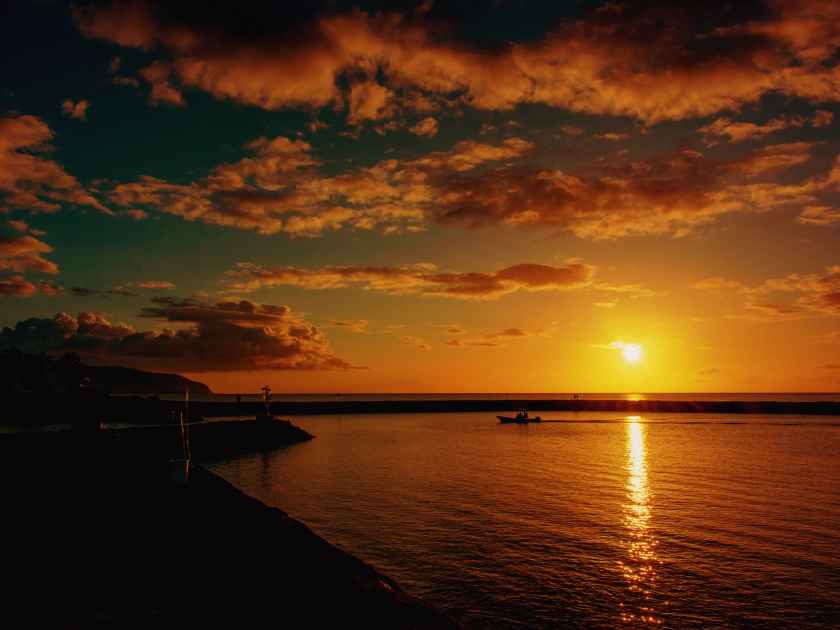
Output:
[74,1,840,124]
[695,264,840,319]
[698,110,833,145]
[104,134,532,236]
[428,143,837,239]
[409,117,439,138]
[798,206,840,225]
[0,115,106,215]
[0,232,62,297]
[0,234,60,275]
[104,126,840,239]
[224,260,595,300]
[0,298,353,372]
[0,276,61,297]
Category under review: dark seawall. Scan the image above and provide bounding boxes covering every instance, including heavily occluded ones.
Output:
[6,394,840,427]
[133,397,840,423]
[1,416,314,459]
[215,398,840,417]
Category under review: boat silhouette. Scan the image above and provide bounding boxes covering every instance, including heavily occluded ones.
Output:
[498,410,542,424]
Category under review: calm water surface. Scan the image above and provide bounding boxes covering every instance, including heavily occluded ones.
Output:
[211,412,840,629]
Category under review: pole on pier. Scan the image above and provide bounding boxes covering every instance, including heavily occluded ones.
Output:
[260,385,272,421]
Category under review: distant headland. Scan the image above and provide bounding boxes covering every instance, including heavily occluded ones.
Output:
[0,349,211,395]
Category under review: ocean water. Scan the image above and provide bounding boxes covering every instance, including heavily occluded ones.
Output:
[210,412,840,629]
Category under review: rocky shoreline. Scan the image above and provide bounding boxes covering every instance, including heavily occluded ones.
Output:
[2,419,460,628]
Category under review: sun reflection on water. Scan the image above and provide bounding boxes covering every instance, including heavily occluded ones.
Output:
[619,417,663,626]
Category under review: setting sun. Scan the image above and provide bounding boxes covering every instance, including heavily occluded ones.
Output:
[622,344,643,364]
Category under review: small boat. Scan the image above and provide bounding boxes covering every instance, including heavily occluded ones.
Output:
[498,409,542,424]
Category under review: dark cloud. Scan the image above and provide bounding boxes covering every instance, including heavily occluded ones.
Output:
[0,299,353,372]
[69,287,137,298]
[140,297,293,324]
[427,144,835,238]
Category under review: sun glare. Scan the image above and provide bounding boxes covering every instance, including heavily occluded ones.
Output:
[622,343,643,364]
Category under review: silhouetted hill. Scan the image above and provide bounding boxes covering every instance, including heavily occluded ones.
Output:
[0,350,211,395]
[83,363,212,395]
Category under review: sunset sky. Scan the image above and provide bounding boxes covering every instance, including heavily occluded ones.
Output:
[1,0,839,393]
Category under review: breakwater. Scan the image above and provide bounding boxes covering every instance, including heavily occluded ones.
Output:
[6,393,840,428]
[181,397,840,418]
[2,417,314,459]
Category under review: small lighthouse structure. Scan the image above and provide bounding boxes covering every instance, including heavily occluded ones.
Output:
[258,385,273,422]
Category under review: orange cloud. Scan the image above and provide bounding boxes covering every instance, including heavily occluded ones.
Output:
[428,145,837,239]
[445,327,535,348]
[729,142,815,177]
[0,115,107,215]
[104,134,532,236]
[698,116,806,144]
[0,275,61,297]
[410,137,534,172]
[74,1,840,123]
[327,319,369,333]
[347,81,394,124]
[103,128,840,239]
[798,205,840,225]
[409,117,439,137]
[61,99,90,120]
[224,260,595,300]
[596,133,630,142]
[7,219,45,236]
[133,280,176,289]
[813,110,834,127]
[700,264,840,319]
[699,110,834,145]
[0,234,60,275]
